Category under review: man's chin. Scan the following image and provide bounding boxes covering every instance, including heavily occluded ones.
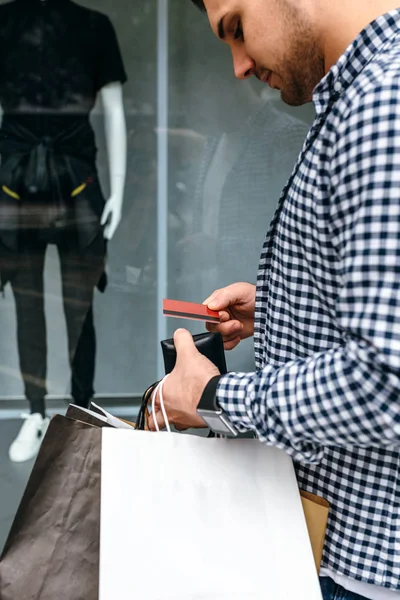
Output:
[280,89,310,107]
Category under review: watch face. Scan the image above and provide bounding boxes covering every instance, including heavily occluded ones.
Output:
[203,414,238,436]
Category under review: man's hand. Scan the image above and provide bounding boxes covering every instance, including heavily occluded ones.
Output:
[149,329,220,431]
[203,282,256,350]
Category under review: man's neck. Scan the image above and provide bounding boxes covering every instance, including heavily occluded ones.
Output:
[317,0,400,73]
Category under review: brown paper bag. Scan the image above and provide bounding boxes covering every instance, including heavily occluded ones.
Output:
[0,416,101,600]
[0,415,329,600]
[300,490,329,571]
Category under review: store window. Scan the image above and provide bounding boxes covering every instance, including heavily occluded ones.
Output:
[0,0,313,550]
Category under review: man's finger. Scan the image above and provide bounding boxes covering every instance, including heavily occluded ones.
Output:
[206,320,243,337]
[203,286,242,312]
[148,409,166,432]
[203,288,222,306]
[173,328,198,364]
[222,329,244,342]
[206,311,230,332]
[174,423,189,432]
[203,291,229,311]
[224,336,242,350]
[218,311,232,323]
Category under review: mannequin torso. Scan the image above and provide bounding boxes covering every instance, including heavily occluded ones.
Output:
[0,0,127,240]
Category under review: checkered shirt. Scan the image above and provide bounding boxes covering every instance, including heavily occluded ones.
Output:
[217,10,400,590]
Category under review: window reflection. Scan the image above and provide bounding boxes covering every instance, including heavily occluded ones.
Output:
[169,46,310,371]
[0,0,314,552]
[0,0,127,462]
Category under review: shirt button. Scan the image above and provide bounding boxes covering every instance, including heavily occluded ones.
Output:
[333,81,342,93]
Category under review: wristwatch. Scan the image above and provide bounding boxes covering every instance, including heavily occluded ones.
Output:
[197,375,239,437]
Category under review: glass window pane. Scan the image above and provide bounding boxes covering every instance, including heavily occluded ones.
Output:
[167,0,314,372]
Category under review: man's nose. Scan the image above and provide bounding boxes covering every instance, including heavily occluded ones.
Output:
[231,47,255,79]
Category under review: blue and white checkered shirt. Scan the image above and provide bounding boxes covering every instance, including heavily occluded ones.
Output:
[217,10,400,590]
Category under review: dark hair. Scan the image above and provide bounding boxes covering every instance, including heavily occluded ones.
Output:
[191,0,206,12]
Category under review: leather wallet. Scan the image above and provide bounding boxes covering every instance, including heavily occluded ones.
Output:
[160,332,227,375]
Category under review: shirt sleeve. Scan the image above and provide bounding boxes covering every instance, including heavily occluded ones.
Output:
[95,15,127,92]
[216,76,400,465]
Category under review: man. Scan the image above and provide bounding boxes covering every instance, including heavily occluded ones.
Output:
[150,1,400,599]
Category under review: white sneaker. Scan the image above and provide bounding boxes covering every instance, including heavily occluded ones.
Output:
[9,413,50,463]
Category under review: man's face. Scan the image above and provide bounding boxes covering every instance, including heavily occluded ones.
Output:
[203,0,324,106]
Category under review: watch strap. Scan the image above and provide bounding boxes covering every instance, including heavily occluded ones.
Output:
[198,374,223,412]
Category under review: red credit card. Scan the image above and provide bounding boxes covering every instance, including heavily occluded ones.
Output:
[163,299,220,323]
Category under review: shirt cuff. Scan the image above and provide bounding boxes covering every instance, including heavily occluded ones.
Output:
[216,371,260,434]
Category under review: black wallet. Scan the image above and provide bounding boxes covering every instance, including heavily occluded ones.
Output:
[160,332,227,375]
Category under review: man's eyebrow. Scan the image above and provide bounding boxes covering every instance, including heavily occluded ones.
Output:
[217,15,226,39]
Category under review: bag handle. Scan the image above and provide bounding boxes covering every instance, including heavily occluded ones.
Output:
[136,376,171,432]
[137,374,216,436]
[151,375,171,432]
[135,381,159,431]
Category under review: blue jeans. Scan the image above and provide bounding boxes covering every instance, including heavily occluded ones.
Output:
[320,577,371,600]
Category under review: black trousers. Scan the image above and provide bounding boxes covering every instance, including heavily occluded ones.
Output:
[8,229,104,412]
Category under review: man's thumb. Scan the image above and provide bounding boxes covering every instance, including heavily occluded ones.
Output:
[205,291,228,311]
[174,328,197,363]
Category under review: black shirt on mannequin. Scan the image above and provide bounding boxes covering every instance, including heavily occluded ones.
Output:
[0,0,127,136]
[0,0,127,250]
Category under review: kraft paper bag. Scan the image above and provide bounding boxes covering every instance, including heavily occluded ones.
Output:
[301,491,329,572]
[0,416,102,600]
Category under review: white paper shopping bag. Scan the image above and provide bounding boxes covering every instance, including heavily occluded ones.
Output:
[99,430,322,600]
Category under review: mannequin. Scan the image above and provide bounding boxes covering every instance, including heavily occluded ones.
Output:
[0,0,127,462]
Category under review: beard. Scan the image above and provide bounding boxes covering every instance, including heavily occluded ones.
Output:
[271,2,325,106]
[279,42,325,106]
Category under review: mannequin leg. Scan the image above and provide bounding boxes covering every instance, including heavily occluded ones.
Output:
[58,232,104,408]
[70,306,96,408]
[9,242,48,416]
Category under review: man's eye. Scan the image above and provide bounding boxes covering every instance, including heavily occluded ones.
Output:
[233,21,244,41]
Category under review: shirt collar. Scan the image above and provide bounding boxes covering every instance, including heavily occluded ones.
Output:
[313,9,400,115]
